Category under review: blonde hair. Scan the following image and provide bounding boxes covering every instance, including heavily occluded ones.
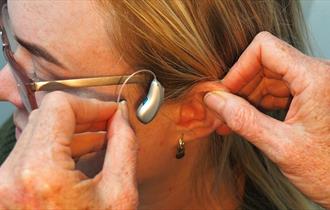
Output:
[97,0,321,209]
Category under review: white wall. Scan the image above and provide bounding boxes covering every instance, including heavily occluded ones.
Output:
[0,0,329,126]
[302,0,330,58]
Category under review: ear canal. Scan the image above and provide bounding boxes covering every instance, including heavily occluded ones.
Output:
[136,78,165,123]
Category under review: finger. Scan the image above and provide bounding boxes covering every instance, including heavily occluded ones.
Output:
[264,68,283,80]
[41,92,118,125]
[263,79,290,97]
[248,78,290,106]
[238,72,263,97]
[75,121,108,133]
[238,72,289,99]
[222,31,311,95]
[99,101,138,189]
[204,91,292,162]
[36,92,118,141]
[260,95,290,110]
[70,132,107,158]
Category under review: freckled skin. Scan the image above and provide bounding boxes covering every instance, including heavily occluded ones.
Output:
[2,0,329,209]
[6,0,181,185]
[0,1,231,209]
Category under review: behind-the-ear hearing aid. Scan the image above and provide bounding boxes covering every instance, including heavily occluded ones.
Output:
[117,69,165,124]
[136,77,164,123]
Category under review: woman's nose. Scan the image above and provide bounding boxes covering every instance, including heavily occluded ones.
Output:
[0,65,24,109]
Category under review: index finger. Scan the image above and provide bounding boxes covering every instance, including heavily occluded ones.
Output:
[222,32,310,95]
[36,91,118,139]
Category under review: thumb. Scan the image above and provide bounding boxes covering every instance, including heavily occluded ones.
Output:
[97,101,138,208]
[204,90,291,161]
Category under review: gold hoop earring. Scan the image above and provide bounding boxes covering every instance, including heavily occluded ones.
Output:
[176,134,185,159]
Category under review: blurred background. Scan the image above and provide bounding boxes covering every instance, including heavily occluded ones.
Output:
[0,0,330,126]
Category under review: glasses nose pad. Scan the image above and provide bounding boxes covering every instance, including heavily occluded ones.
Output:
[0,66,25,109]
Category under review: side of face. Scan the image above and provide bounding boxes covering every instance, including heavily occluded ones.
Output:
[1,0,225,184]
[0,0,184,183]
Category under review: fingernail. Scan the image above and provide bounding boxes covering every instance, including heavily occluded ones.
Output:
[204,91,226,109]
[119,100,129,120]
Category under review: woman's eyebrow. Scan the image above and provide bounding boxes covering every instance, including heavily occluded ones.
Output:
[14,35,66,69]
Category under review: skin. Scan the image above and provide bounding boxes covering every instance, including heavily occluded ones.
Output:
[0,1,234,209]
[0,95,139,209]
[204,32,330,208]
[0,1,328,209]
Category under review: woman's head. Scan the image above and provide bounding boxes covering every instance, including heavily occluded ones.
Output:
[0,0,318,209]
[0,0,218,189]
[98,1,319,209]
[96,1,315,208]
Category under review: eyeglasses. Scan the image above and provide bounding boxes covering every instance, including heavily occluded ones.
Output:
[0,4,145,112]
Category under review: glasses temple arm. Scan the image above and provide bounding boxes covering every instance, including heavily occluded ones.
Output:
[30,75,145,91]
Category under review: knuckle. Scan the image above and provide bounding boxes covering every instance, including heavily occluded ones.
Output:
[254,31,273,42]
[51,143,74,165]
[42,91,68,107]
[228,101,258,138]
[229,107,251,133]
[28,109,39,122]
[40,92,73,114]
[20,168,35,186]
[43,91,64,101]
[20,167,62,197]
[255,31,290,54]
[20,168,40,194]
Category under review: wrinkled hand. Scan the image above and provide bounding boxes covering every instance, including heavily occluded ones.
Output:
[0,92,138,210]
[204,32,330,208]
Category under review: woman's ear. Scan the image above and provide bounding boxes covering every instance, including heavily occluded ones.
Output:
[174,81,232,142]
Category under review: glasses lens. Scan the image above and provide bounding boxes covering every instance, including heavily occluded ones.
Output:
[2,7,18,52]
[1,5,34,112]
[11,69,33,112]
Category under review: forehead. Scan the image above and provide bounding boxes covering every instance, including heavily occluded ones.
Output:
[7,0,118,74]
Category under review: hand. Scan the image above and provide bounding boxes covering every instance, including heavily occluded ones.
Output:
[0,92,138,210]
[204,32,330,208]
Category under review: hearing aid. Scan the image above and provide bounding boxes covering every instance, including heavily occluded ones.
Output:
[117,69,165,124]
[136,77,164,123]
